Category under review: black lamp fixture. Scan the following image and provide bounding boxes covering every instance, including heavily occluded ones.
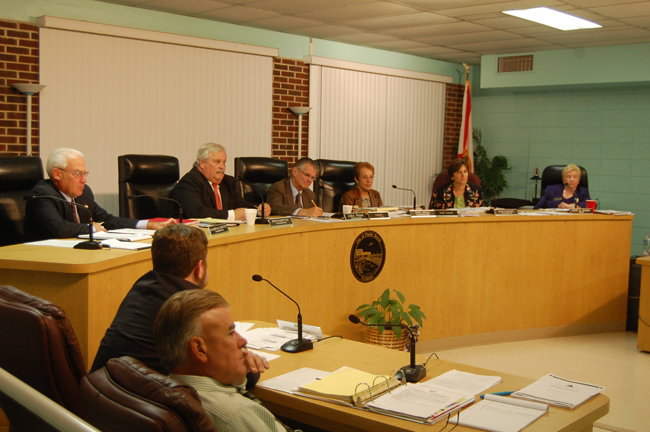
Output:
[530,167,541,200]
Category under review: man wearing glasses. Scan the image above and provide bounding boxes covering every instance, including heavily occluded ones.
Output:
[24,148,174,241]
[267,157,323,217]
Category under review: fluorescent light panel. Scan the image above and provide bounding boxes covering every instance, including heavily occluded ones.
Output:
[503,7,602,31]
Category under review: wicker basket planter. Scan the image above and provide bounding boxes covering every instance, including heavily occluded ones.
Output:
[366,326,407,351]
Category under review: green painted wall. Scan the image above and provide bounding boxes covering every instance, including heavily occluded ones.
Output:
[1,0,464,82]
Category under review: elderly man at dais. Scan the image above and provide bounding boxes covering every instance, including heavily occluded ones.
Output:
[267,157,323,217]
[174,143,272,221]
[25,148,174,241]
[154,290,293,432]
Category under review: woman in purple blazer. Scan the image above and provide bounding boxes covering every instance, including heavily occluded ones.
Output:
[534,164,591,209]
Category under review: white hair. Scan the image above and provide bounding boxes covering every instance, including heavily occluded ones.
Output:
[193,143,226,167]
[46,148,84,178]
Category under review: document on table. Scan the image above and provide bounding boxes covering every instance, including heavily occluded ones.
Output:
[239,327,317,351]
[366,383,470,420]
[28,239,85,248]
[78,231,152,241]
[450,394,547,432]
[99,238,152,250]
[420,369,501,395]
[257,367,330,393]
[511,374,605,409]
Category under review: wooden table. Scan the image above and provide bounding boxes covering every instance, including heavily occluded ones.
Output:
[247,322,609,432]
[636,256,650,352]
[0,214,633,367]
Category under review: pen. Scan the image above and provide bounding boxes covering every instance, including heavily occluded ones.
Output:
[480,391,514,399]
[117,238,131,242]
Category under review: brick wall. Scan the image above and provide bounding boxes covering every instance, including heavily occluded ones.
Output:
[443,83,464,170]
[272,58,309,166]
[0,20,40,157]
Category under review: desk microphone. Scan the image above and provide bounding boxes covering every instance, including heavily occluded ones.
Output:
[252,274,313,353]
[392,185,417,210]
[349,314,426,383]
[128,194,183,224]
[23,195,103,249]
[564,183,580,207]
[236,178,269,224]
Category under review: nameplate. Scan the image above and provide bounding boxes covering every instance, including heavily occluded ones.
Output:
[344,212,367,220]
[434,210,458,217]
[410,210,436,217]
[368,212,390,220]
[494,209,519,216]
[208,223,229,235]
[569,208,591,214]
[269,217,293,227]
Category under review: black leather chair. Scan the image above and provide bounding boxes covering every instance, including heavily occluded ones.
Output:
[0,156,43,246]
[234,157,288,205]
[118,154,180,219]
[541,165,588,196]
[0,285,88,432]
[81,357,218,432]
[314,159,356,213]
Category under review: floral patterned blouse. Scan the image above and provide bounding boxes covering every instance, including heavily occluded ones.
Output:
[429,182,484,209]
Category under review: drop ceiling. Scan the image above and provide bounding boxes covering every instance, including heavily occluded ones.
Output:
[94,0,650,64]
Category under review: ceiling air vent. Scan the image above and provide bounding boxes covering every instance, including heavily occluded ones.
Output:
[497,55,533,73]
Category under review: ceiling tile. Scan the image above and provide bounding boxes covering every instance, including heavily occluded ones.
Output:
[618,16,650,27]
[291,25,363,38]
[327,32,398,44]
[540,27,650,43]
[342,12,457,31]
[199,5,280,23]
[564,37,650,48]
[565,0,649,7]
[382,21,494,38]
[296,2,421,23]
[245,0,376,15]
[140,0,230,14]
[415,30,523,46]
[245,15,323,31]
[591,2,650,18]
[364,39,431,50]
[449,37,553,51]
[435,0,566,18]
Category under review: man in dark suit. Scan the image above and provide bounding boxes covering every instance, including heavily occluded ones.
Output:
[267,157,323,217]
[24,148,174,241]
[174,143,271,220]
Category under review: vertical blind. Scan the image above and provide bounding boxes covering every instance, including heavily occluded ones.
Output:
[40,28,272,214]
[310,65,445,207]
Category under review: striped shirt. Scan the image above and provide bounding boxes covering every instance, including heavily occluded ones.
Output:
[170,374,284,432]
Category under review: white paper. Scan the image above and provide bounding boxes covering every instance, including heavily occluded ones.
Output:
[247,349,280,362]
[239,327,317,351]
[257,367,330,393]
[99,238,152,250]
[420,370,501,397]
[235,322,255,333]
[27,239,82,248]
[450,399,546,432]
[511,374,604,409]
[367,384,469,419]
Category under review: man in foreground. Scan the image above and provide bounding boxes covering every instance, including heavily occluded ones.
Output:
[154,289,290,432]
[25,147,174,241]
[174,143,271,220]
[267,157,322,217]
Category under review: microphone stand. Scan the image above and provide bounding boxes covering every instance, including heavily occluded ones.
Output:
[564,183,580,208]
[252,275,313,353]
[237,178,270,224]
[128,194,183,224]
[348,314,426,383]
[392,185,417,210]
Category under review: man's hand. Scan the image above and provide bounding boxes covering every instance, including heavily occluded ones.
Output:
[245,350,269,374]
[258,204,272,217]
[146,218,177,230]
[298,206,323,217]
[234,208,247,221]
[92,222,107,233]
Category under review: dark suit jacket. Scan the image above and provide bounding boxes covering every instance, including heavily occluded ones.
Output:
[341,187,383,209]
[24,179,138,241]
[174,166,253,219]
[534,184,591,209]
[267,178,317,216]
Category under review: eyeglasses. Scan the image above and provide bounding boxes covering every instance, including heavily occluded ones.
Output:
[60,169,89,178]
[297,168,317,181]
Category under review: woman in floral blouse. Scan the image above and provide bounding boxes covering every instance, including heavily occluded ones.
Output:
[429,159,484,209]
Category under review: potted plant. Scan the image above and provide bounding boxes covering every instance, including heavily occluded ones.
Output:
[473,127,512,205]
[355,289,426,350]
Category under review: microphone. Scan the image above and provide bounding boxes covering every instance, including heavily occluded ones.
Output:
[564,183,580,207]
[392,184,417,210]
[349,314,426,383]
[252,274,313,353]
[236,178,269,224]
[128,194,183,224]
[24,195,103,249]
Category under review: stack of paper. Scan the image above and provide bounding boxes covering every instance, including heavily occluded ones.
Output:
[511,374,605,409]
[239,327,317,351]
[450,394,548,432]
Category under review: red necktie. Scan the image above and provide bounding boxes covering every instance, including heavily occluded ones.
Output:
[214,186,223,210]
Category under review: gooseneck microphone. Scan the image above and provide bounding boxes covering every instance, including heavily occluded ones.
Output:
[349,314,426,383]
[128,194,183,224]
[24,195,103,249]
[564,183,580,207]
[252,274,313,353]
[392,184,417,210]
[236,178,269,224]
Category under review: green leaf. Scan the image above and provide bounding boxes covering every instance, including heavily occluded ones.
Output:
[401,312,413,327]
[392,326,402,339]
[379,289,390,309]
[355,304,370,311]
[394,290,405,304]
[359,307,379,317]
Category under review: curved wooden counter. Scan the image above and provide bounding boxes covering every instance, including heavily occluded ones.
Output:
[0,213,633,366]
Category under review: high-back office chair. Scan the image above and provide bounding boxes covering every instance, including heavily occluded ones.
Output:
[540,165,588,196]
[0,156,43,246]
[0,285,88,432]
[118,154,180,219]
[81,357,218,432]
[314,159,357,213]
[234,157,288,205]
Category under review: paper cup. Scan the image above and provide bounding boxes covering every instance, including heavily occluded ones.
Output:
[245,208,257,225]
[342,205,353,214]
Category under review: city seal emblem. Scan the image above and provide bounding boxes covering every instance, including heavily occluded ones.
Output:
[350,230,386,282]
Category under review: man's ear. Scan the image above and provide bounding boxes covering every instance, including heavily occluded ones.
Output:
[189,336,208,364]
[52,168,62,181]
[193,259,204,281]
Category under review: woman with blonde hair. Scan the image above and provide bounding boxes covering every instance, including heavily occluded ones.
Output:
[534,164,590,209]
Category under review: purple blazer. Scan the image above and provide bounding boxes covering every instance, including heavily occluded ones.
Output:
[534,184,591,209]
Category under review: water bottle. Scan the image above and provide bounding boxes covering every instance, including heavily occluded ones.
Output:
[644,233,650,257]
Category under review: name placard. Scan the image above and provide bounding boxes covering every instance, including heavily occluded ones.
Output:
[344,212,367,220]
[569,208,591,214]
[434,210,458,217]
[368,211,390,220]
[269,217,293,227]
[410,210,436,217]
[494,209,519,216]
[208,223,229,235]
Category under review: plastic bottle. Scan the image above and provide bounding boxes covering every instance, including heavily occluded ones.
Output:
[644,233,650,257]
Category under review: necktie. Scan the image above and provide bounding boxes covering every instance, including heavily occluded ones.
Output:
[71,200,79,223]
[295,192,302,208]
[214,185,223,210]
